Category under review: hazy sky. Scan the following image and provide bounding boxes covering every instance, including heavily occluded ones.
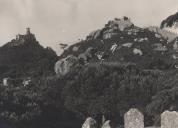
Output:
[0,0,178,54]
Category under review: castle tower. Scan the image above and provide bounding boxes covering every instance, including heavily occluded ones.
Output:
[26,27,31,35]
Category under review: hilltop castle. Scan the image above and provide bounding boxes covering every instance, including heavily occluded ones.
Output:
[16,28,36,40]
[10,28,36,46]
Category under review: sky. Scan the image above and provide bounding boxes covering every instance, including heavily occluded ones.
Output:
[0,0,178,54]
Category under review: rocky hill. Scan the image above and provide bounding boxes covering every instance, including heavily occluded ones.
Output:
[56,17,178,77]
[0,28,58,79]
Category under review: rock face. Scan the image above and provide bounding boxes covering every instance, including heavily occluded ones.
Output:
[54,55,78,77]
[161,111,178,128]
[160,12,178,34]
[82,117,97,128]
[124,108,144,128]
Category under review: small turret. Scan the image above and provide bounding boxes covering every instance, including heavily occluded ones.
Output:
[26,27,31,35]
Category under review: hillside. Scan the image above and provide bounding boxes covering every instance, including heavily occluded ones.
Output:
[55,16,178,126]
[59,17,178,72]
[0,28,58,79]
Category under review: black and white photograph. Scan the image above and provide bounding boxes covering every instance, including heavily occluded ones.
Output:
[0,0,178,128]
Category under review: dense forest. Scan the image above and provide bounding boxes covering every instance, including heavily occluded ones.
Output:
[0,62,178,128]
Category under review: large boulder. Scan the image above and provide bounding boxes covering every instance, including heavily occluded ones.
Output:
[82,117,97,128]
[54,55,78,77]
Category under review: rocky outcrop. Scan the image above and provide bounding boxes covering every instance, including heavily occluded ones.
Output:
[106,17,134,31]
[147,26,177,42]
[102,17,134,39]
[86,17,134,40]
[54,55,79,77]
[160,12,178,29]
[160,12,178,34]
